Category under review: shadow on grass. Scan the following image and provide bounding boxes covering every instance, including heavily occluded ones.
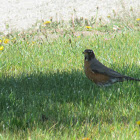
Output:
[0,68,140,131]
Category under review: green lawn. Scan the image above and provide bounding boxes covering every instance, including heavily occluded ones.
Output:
[0,19,140,140]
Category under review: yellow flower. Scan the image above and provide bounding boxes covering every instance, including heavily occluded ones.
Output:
[86,26,92,29]
[32,41,35,44]
[107,15,111,18]
[0,46,4,51]
[44,21,51,24]
[4,39,9,44]
[0,40,2,43]
[77,36,80,38]
[83,138,90,140]
[136,18,140,21]
[137,121,140,125]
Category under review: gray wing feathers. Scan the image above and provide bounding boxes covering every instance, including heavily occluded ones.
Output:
[90,58,123,78]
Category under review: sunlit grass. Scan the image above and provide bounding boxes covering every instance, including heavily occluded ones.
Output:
[0,17,140,140]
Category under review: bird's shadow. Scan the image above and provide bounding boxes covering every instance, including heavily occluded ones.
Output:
[0,64,139,130]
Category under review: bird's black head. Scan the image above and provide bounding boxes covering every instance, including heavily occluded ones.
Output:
[83,49,95,61]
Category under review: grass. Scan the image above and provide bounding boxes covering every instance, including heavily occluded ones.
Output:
[0,17,140,140]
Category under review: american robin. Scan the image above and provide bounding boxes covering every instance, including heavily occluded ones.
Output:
[83,49,140,86]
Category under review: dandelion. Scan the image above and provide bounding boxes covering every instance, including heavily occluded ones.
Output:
[32,41,36,45]
[83,138,90,140]
[0,46,4,51]
[77,36,80,38]
[107,15,111,18]
[136,18,140,21]
[4,39,9,44]
[0,40,2,43]
[137,121,140,125]
[86,26,92,29]
[44,21,51,24]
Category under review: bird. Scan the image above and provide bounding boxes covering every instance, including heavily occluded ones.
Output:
[83,49,140,86]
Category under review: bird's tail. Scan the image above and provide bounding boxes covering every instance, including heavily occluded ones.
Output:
[124,76,140,81]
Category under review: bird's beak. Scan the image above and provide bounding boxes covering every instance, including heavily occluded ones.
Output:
[82,51,85,54]
[83,51,88,55]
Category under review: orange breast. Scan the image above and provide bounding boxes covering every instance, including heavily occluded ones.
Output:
[84,60,110,84]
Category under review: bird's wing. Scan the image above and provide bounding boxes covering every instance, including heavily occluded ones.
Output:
[90,58,123,78]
